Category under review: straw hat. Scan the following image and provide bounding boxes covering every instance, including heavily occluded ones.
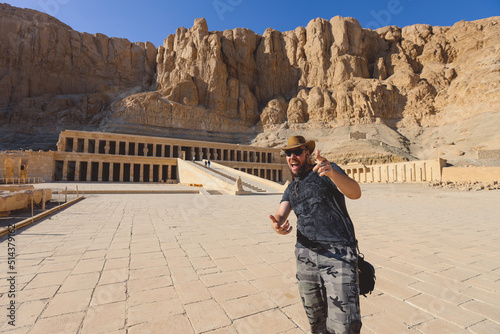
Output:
[281,136,315,152]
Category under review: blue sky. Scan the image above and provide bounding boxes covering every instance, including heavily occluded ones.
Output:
[5,0,500,46]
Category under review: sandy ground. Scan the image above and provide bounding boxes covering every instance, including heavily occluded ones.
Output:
[0,183,499,333]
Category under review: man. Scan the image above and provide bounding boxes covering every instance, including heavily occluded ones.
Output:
[270,136,362,334]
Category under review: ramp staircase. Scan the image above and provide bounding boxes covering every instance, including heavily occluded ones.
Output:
[195,162,267,192]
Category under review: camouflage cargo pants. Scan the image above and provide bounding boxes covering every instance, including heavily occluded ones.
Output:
[295,244,362,334]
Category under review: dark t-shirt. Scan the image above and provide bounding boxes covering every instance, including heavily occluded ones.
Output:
[281,163,356,245]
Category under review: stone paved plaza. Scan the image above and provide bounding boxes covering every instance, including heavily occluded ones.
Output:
[1,183,499,333]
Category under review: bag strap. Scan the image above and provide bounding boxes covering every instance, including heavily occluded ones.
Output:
[328,180,362,255]
[329,185,358,246]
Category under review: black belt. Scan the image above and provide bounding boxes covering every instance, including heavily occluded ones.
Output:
[296,229,356,249]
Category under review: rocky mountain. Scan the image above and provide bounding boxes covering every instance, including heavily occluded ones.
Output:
[0,3,499,165]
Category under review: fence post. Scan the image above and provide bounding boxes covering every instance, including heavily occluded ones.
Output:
[42,189,46,212]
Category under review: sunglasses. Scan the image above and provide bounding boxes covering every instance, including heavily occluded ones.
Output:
[285,148,305,157]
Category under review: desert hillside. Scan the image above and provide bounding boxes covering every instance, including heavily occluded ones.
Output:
[0,3,498,165]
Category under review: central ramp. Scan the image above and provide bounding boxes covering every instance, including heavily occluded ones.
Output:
[178,160,285,195]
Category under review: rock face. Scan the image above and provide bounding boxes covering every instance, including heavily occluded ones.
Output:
[0,3,499,164]
[0,5,156,103]
[0,3,156,134]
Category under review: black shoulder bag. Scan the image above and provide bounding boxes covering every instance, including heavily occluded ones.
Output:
[357,249,376,296]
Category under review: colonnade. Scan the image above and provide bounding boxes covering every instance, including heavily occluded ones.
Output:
[233,167,283,183]
[344,159,446,183]
[59,132,276,164]
[55,158,177,183]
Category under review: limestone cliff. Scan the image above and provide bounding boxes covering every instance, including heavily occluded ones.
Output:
[1,3,499,164]
[0,3,156,136]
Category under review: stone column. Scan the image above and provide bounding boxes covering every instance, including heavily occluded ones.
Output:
[10,158,19,180]
[139,164,144,182]
[149,164,153,182]
[159,165,163,182]
[62,161,68,181]
[125,141,129,155]
[75,161,81,181]
[95,140,101,154]
[130,164,135,182]
[109,163,114,182]
[98,162,103,181]
[84,139,89,153]
[119,163,124,182]
[168,165,172,180]
[87,161,92,181]
[56,138,64,152]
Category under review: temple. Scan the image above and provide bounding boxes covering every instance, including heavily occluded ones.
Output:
[0,130,288,184]
[4,130,493,188]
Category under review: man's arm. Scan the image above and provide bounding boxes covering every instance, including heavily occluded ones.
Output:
[270,201,293,235]
[313,150,361,200]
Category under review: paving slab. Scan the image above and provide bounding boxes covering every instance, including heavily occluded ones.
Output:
[0,183,499,333]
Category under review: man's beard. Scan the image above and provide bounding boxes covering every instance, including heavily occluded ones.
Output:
[290,161,310,178]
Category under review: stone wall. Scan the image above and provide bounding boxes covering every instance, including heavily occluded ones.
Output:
[0,151,51,183]
[441,167,500,183]
[26,152,54,182]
